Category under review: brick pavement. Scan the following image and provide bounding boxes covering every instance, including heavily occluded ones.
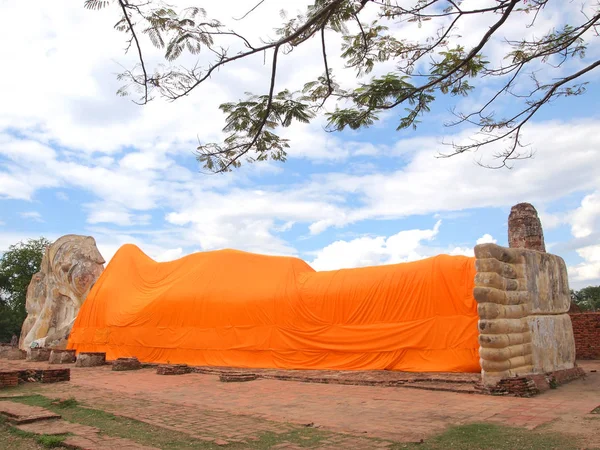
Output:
[1,359,599,445]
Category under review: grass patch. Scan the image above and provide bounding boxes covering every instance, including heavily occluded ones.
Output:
[35,435,68,448]
[591,406,600,414]
[392,422,578,450]
[51,398,78,409]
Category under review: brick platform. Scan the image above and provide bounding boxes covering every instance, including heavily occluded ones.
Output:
[156,364,191,375]
[112,357,142,371]
[480,366,586,397]
[191,365,481,393]
[570,312,600,359]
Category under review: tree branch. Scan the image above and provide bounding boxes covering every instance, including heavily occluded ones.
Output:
[117,0,149,104]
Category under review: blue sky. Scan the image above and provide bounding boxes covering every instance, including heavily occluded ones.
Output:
[1,0,599,289]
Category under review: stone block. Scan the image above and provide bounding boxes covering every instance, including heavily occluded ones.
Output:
[6,349,26,360]
[522,251,571,314]
[26,348,52,362]
[49,349,77,364]
[528,314,575,372]
[75,352,106,367]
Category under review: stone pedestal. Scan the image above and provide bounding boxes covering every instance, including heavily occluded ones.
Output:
[49,349,77,364]
[27,348,52,362]
[6,349,26,360]
[112,357,142,371]
[75,352,106,367]
[0,344,12,359]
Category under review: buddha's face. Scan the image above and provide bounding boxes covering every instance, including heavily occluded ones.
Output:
[69,258,105,298]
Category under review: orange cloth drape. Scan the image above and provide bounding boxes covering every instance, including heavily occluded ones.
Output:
[68,245,480,372]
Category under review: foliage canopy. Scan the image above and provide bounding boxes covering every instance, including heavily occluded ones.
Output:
[0,237,49,342]
[87,0,600,172]
[571,285,600,311]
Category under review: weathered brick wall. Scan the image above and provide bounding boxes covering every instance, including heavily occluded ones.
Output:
[570,313,600,359]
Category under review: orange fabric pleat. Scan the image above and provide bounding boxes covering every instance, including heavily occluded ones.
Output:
[68,245,480,372]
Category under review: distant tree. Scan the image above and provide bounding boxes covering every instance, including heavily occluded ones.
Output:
[86,0,600,172]
[0,238,50,342]
[570,286,600,312]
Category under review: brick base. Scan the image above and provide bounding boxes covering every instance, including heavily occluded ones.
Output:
[478,366,586,397]
[219,373,258,383]
[112,357,142,371]
[16,368,70,384]
[41,369,70,383]
[156,364,191,375]
[0,370,19,388]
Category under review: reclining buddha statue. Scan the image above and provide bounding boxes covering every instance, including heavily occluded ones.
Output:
[67,244,480,372]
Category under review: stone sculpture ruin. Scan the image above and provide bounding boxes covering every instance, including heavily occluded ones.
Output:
[19,235,105,351]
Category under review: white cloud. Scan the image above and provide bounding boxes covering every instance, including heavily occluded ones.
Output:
[476,234,497,245]
[569,245,600,282]
[570,191,600,238]
[86,203,152,227]
[154,248,184,262]
[19,211,44,223]
[310,221,441,271]
[301,120,600,232]
[563,192,600,288]
[56,192,69,201]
